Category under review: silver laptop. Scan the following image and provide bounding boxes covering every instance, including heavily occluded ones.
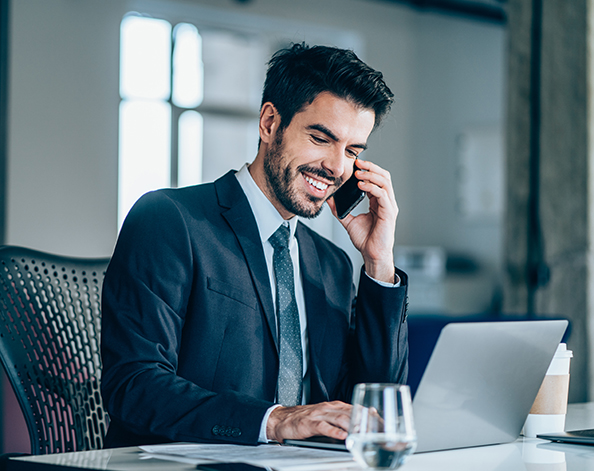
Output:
[413,320,568,452]
[285,320,567,454]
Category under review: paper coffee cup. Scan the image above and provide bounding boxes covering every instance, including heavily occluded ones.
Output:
[524,343,572,438]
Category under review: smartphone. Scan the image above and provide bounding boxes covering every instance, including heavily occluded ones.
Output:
[333,161,365,219]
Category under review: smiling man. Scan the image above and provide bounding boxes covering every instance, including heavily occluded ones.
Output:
[101,43,408,448]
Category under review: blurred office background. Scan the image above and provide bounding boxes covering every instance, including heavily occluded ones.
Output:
[0,0,590,454]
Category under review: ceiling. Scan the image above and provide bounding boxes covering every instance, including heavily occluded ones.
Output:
[375,0,507,24]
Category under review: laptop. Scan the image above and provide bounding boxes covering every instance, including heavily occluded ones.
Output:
[286,320,568,453]
[537,429,594,445]
[412,320,567,452]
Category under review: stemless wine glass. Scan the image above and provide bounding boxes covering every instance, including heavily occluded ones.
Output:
[346,383,417,470]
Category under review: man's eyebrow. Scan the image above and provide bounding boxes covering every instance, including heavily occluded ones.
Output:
[306,124,368,150]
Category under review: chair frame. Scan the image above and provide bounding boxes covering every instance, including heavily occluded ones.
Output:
[0,246,110,454]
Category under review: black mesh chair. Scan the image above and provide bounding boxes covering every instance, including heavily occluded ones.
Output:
[0,246,110,454]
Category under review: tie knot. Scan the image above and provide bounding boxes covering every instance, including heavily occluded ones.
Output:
[269,224,290,251]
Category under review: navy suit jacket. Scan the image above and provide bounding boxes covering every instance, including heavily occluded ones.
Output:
[101,170,408,447]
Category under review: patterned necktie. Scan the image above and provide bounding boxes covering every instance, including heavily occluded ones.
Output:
[269,224,303,406]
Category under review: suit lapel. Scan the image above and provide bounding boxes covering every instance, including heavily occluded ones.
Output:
[215,171,278,351]
[296,223,329,400]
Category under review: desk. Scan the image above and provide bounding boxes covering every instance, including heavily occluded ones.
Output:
[8,403,594,471]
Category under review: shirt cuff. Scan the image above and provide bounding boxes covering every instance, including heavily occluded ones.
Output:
[365,269,401,287]
[259,404,283,443]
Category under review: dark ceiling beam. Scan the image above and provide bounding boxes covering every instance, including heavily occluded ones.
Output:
[375,0,507,24]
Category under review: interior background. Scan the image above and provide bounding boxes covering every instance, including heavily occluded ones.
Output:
[2,0,505,452]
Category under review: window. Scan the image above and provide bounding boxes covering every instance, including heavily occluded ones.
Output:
[119,15,173,228]
[119,13,266,228]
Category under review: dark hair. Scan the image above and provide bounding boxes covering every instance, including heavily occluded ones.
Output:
[261,43,394,131]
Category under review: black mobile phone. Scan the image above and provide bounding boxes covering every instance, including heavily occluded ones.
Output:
[333,161,365,219]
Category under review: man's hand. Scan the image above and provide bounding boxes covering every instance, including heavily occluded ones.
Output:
[266,401,352,443]
[328,159,398,284]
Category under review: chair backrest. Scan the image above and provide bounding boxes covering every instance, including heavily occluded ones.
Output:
[0,246,110,454]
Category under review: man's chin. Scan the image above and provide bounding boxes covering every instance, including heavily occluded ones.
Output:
[277,187,327,219]
[298,209,323,219]
[294,200,326,219]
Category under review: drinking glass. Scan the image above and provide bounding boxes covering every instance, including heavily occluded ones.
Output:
[346,383,417,470]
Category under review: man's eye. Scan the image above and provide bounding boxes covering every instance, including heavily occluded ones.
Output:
[347,149,360,158]
[311,135,327,144]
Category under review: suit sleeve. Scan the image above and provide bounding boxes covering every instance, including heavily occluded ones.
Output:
[354,267,408,382]
[100,191,273,446]
[334,266,408,402]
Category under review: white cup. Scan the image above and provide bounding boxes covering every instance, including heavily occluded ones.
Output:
[523,343,573,438]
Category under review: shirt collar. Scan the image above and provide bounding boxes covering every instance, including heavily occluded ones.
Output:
[235,164,299,245]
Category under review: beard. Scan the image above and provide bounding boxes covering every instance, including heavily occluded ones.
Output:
[263,131,342,219]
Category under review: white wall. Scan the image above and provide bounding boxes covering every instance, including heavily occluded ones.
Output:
[408,12,506,272]
[6,0,505,309]
[8,0,124,257]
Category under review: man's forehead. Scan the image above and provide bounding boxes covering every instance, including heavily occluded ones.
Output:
[298,92,375,117]
[292,93,375,141]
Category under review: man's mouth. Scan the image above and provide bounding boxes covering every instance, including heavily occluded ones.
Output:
[304,174,329,191]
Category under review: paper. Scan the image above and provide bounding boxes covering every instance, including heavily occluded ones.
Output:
[139,443,358,470]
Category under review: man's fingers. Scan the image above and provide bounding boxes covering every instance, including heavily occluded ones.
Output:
[357,170,392,197]
[354,158,390,181]
[351,160,397,214]
[267,401,353,443]
[315,403,352,432]
[317,421,348,440]
[355,164,395,201]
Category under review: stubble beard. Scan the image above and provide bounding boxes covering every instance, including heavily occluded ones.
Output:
[263,131,340,219]
[264,132,333,219]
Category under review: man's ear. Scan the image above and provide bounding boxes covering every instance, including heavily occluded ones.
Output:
[259,102,280,144]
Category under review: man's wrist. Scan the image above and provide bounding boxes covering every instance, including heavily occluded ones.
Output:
[364,259,398,284]
[365,268,400,287]
[259,404,282,443]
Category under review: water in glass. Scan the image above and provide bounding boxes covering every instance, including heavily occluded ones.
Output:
[346,384,416,470]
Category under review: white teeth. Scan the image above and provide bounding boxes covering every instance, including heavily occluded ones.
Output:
[305,175,328,191]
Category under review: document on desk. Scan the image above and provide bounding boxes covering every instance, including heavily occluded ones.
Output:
[139,443,358,470]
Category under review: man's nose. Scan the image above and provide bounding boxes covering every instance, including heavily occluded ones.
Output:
[321,147,347,180]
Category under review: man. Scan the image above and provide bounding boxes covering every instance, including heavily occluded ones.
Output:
[101,43,408,448]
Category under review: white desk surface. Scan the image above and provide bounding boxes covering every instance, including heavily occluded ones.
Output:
[9,402,594,471]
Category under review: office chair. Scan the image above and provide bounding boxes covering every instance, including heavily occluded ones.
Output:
[0,246,110,454]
